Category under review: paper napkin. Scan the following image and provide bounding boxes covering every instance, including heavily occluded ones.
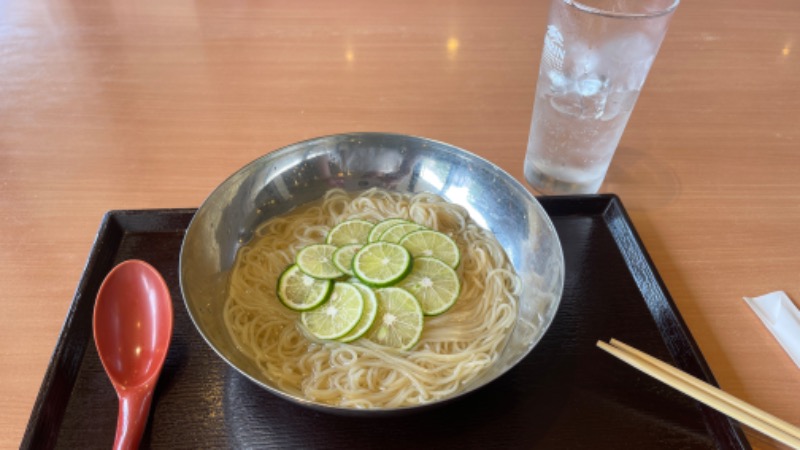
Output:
[744,291,800,369]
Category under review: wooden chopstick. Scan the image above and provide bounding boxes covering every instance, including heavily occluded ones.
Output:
[608,339,800,440]
[597,339,800,449]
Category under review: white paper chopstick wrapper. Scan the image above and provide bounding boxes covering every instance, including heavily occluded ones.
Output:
[743,291,800,369]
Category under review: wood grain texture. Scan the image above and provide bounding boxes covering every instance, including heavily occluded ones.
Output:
[1,0,798,448]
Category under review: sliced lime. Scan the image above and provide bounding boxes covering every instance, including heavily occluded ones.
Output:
[296,244,344,279]
[368,218,409,243]
[399,257,460,315]
[301,282,365,340]
[332,244,361,277]
[276,264,333,311]
[399,229,461,268]
[378,222,425,244]
[352,242,412,287]
[326,219,374,246]
[368,287,424,350]
[338,283,378,342]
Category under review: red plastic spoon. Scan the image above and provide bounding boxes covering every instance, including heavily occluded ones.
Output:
[93,260,173,450]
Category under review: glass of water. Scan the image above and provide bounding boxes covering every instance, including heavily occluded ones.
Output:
[524,0,679,195]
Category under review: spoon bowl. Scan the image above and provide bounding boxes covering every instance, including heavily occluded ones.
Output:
[94,259,173,450]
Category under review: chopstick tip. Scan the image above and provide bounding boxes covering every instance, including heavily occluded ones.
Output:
[596,340,612,351]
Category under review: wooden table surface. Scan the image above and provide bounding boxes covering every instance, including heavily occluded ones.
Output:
[1,0,798,448]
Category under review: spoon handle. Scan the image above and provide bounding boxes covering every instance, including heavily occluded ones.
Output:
[114,388,155,450]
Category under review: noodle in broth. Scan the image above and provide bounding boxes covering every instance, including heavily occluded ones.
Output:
[223,188,520,408]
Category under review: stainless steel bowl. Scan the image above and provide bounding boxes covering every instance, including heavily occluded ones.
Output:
[179,132,564,415]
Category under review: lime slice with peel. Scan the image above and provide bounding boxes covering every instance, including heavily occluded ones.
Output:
[378,222,425,244]
[399,257,460,315]
[276,264,333,311]
[296,244,344,279]
[280,216,467,344]
[301,282,365,340]
[368,218,408,243]
[332,244,361,277]
[368,287,424,350]
[399,229,460,268]
[338,283,378,342]
[353,242,412,287]
[326,219,373,246]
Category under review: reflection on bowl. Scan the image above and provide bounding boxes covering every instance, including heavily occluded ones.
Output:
[179,132,564,415]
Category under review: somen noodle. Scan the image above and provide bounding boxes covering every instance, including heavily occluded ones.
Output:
[223,188,520,408]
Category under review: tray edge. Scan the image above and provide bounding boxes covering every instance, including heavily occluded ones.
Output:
[600,195,750,450]
[21,212,120,449]
[20,209,196,449]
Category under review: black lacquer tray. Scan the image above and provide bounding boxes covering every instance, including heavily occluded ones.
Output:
[22,195,750,449]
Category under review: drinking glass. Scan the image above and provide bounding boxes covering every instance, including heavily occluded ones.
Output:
[524,0,679,195]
